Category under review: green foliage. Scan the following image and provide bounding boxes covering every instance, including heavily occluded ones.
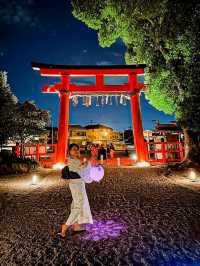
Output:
[12,101,50,146]
[145,68,176,114]
[0,71,50,147]
[72,0,200,131]
[0,71,18,144]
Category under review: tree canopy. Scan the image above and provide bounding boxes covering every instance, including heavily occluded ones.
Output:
[72,0,200,131]
[0,71,50,151]
[12,100,50,147]
[0,71,18,144]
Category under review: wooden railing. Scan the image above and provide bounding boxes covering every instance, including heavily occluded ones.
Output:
[24,141,184,165]
[146,141,184,163]
[24,144,57,161]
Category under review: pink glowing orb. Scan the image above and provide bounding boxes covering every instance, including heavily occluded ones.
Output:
[90,165,104,182]
[80,163,104,183]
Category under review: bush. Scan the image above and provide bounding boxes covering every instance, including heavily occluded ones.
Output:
[0,152,39,175]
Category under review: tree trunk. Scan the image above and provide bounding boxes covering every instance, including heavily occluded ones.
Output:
[183,128,200,164]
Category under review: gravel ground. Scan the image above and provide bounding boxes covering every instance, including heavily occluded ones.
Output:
[0,167,200,266]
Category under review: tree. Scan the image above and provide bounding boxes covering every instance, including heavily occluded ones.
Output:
[71,0,200,163]
[0,71,50,155]
[0,71,18,147]
[11,101,50,156]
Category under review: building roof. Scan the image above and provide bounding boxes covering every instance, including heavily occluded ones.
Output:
[69,125,86,130]
[155,123,182,131]
[46,124,114,131]
[84,124,113,130]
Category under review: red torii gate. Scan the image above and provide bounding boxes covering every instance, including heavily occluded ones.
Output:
[32,62,148,163]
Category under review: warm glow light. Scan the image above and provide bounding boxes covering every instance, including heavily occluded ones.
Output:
[130,154,137,160]
[32,175,38,185]
[135,161,150,167]
[189,170,196,181]
[117,157,121,166]
[53,163,65,170]
[104,131,108,136]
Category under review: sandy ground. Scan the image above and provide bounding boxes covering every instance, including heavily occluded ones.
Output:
[0,167,200,266]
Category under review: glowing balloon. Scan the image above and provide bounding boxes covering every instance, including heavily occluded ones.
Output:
[79,163,93,183]
[90,165,104,182]
[79,163,104,183]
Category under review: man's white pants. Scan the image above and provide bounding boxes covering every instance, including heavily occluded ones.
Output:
[66,179,93,225]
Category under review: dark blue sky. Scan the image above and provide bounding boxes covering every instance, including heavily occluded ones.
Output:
[0,0,175,131]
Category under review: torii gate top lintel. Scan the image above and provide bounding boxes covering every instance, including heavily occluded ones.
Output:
[32,62,146,94]
[32,61,146,74]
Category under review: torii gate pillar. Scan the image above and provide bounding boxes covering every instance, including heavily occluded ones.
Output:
[56,75,70,163]
[129,74,148,162]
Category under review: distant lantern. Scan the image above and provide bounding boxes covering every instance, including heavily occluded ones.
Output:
[32,175,38,185]
[189,170,196,181]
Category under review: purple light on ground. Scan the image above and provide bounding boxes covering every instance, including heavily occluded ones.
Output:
[81,219,125,241]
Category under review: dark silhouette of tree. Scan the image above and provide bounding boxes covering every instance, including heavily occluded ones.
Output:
[0,71,18,148]
[0,71,50,155]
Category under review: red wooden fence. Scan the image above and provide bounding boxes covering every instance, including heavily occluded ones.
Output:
[24,141,184,165]
[24,144,57,161]
[146,141,184,164]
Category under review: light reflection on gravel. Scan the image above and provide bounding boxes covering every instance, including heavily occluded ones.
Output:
[83,219,125,241]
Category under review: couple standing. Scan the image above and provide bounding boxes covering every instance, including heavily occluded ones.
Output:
[58,143,94,237]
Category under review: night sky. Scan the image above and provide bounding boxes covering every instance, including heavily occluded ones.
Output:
[0,0,175,131]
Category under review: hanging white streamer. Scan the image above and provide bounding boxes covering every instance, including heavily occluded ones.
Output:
[115,95,118,106]
[96,96,100,106]
[105,95,109,104]
[82,96,87,106]
[123,96,127,106]
[109,96,113,105]
[120,95,123,104]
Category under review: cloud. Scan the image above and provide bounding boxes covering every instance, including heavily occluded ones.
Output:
[96,60,113,66]
[111,52,123,58]
[0,0,39,27]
